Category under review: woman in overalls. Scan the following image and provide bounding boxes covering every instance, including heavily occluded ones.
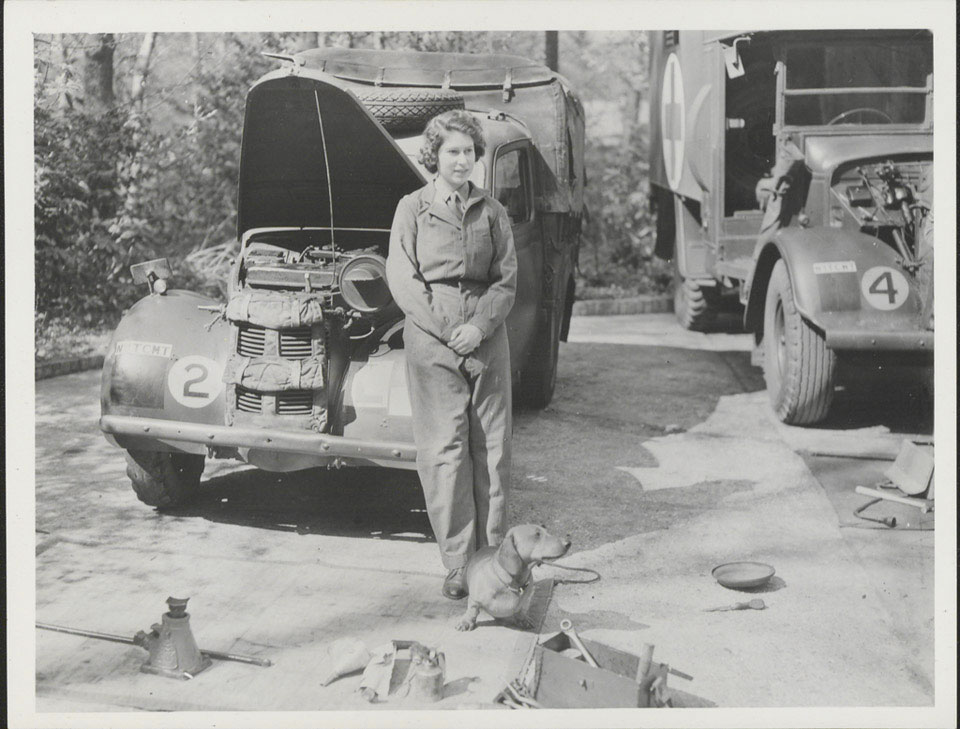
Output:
[386,110,518,599]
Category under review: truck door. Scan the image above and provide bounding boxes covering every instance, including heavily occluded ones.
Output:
[493,141,540,371]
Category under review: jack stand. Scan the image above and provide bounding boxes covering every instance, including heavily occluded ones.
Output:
[134,597,212,679]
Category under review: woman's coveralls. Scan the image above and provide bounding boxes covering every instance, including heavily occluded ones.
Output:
[386,180,517,569]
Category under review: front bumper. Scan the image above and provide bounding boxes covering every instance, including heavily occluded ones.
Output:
[825,329,934,352]
[100,414,417,464]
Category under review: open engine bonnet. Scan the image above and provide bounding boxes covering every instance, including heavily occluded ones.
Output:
[237,73,425,245]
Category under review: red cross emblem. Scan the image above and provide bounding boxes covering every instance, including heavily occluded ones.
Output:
[661,53,684,190]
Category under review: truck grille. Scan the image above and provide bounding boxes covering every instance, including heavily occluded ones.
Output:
[235,388,315,415]
[237,326,267,357]
[277,391,314,414]
[236,387,262,413]
[279,328,313,358]
[237,325,314,359]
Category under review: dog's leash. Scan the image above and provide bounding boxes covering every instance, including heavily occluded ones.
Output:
[538,561,601,585]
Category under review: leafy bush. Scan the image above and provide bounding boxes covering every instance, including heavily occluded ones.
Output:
[578,125,672,296]
[34,107,145,324]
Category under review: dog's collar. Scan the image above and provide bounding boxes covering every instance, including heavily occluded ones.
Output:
[491,558,530,596]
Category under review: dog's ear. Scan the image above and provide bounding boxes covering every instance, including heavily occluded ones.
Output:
[496,532,523,576]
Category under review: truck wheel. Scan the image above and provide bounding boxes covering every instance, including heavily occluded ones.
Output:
[762,260,836,424]
[125,450,205,509]
[673,264,718,331]
[354,89,465,132]
[518,301,563,409]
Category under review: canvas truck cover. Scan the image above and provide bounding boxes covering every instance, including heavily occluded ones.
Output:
[237,71,425,239]
[296,48,586,215]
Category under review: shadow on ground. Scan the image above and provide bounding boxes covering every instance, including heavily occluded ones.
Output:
[168,466,434,542]
[821,361,934,434]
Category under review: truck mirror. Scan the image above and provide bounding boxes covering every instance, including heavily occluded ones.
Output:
[130,258,172,295]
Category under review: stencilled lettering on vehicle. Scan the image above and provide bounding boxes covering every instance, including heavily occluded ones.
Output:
[115,340,174,358]
[812,261,857,275]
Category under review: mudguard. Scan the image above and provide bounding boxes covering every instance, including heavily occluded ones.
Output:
[100,289,232,454]
[745,226,932,352]
[100,291,420,468]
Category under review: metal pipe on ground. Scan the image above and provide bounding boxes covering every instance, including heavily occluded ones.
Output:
[36,622,273,667]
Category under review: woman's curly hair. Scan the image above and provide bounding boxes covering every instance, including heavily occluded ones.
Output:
[418,110,486,174]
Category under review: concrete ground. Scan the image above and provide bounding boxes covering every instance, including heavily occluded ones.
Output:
[28,313,938,718]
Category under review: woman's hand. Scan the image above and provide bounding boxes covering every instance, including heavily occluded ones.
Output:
[448,324,484,355]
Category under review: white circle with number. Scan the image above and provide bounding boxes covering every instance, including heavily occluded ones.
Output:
[168,355,223,408]
[861,266,910,310]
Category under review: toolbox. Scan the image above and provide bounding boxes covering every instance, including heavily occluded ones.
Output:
[527,632,671,708]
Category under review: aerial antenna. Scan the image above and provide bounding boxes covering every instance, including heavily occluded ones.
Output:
[314,91,337,262]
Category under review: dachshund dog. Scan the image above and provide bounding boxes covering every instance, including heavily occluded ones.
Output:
[455,524,570,631]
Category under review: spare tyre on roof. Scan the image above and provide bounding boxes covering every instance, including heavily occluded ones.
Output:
[353,87,465,131]
[293,48,586,215]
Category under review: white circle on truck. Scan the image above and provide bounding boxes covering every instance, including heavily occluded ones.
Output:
[660,53,685,191]
[861,266,910,310]
[168,355,223,408]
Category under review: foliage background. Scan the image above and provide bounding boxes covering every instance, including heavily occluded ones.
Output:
[34,31,670,351]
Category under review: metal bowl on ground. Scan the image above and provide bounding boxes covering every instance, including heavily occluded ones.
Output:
[711,561,775,589]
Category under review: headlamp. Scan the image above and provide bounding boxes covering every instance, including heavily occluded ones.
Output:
[337,254,393,313]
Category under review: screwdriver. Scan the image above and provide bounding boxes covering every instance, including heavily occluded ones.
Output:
[704,598,766,612]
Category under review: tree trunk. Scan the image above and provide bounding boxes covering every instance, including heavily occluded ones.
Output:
[545,31,559,72]
[82,33,116,113]
[192,33,203,116]
[53,33,74,112]
[130,33,156,109]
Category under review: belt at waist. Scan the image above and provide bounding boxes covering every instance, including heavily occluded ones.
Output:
[428,278,487,289]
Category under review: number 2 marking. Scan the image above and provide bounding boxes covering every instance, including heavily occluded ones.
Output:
[182,363,209,398]
[168,355,223,408]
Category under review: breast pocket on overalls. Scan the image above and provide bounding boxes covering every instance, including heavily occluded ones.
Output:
[467,215,494,273]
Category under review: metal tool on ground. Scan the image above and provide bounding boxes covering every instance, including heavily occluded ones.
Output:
[359,641,446,704]
[559,619,599,668]
[36,597,272,677]
[133,597,211,679]
[853,497,898,528]
[850,441,935,527]
[704,598,767,613]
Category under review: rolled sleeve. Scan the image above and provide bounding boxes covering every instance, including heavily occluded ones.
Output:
[386,196,450,342]
[466,203,517,338]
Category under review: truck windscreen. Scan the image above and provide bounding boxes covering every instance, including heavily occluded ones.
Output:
[782,40,931,126]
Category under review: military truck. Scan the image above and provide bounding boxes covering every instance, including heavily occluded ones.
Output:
[100,48,585,508]
[648,30,934,424]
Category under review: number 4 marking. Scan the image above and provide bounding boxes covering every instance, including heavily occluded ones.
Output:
[861,266,909,311]
[868,271,899,305]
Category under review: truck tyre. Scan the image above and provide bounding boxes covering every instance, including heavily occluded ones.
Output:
[762,260,836,424]
[673,263,718,331]
[354,88,465,131]
[519,299,563,410]
[125,450,205,509]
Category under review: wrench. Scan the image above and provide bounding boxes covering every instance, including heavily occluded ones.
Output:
[559,619,600,668]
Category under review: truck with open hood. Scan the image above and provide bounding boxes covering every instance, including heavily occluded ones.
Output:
[99,48,585,508]
[649,30,934,424]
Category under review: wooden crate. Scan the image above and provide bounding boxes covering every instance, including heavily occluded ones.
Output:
[529,632,668,708]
